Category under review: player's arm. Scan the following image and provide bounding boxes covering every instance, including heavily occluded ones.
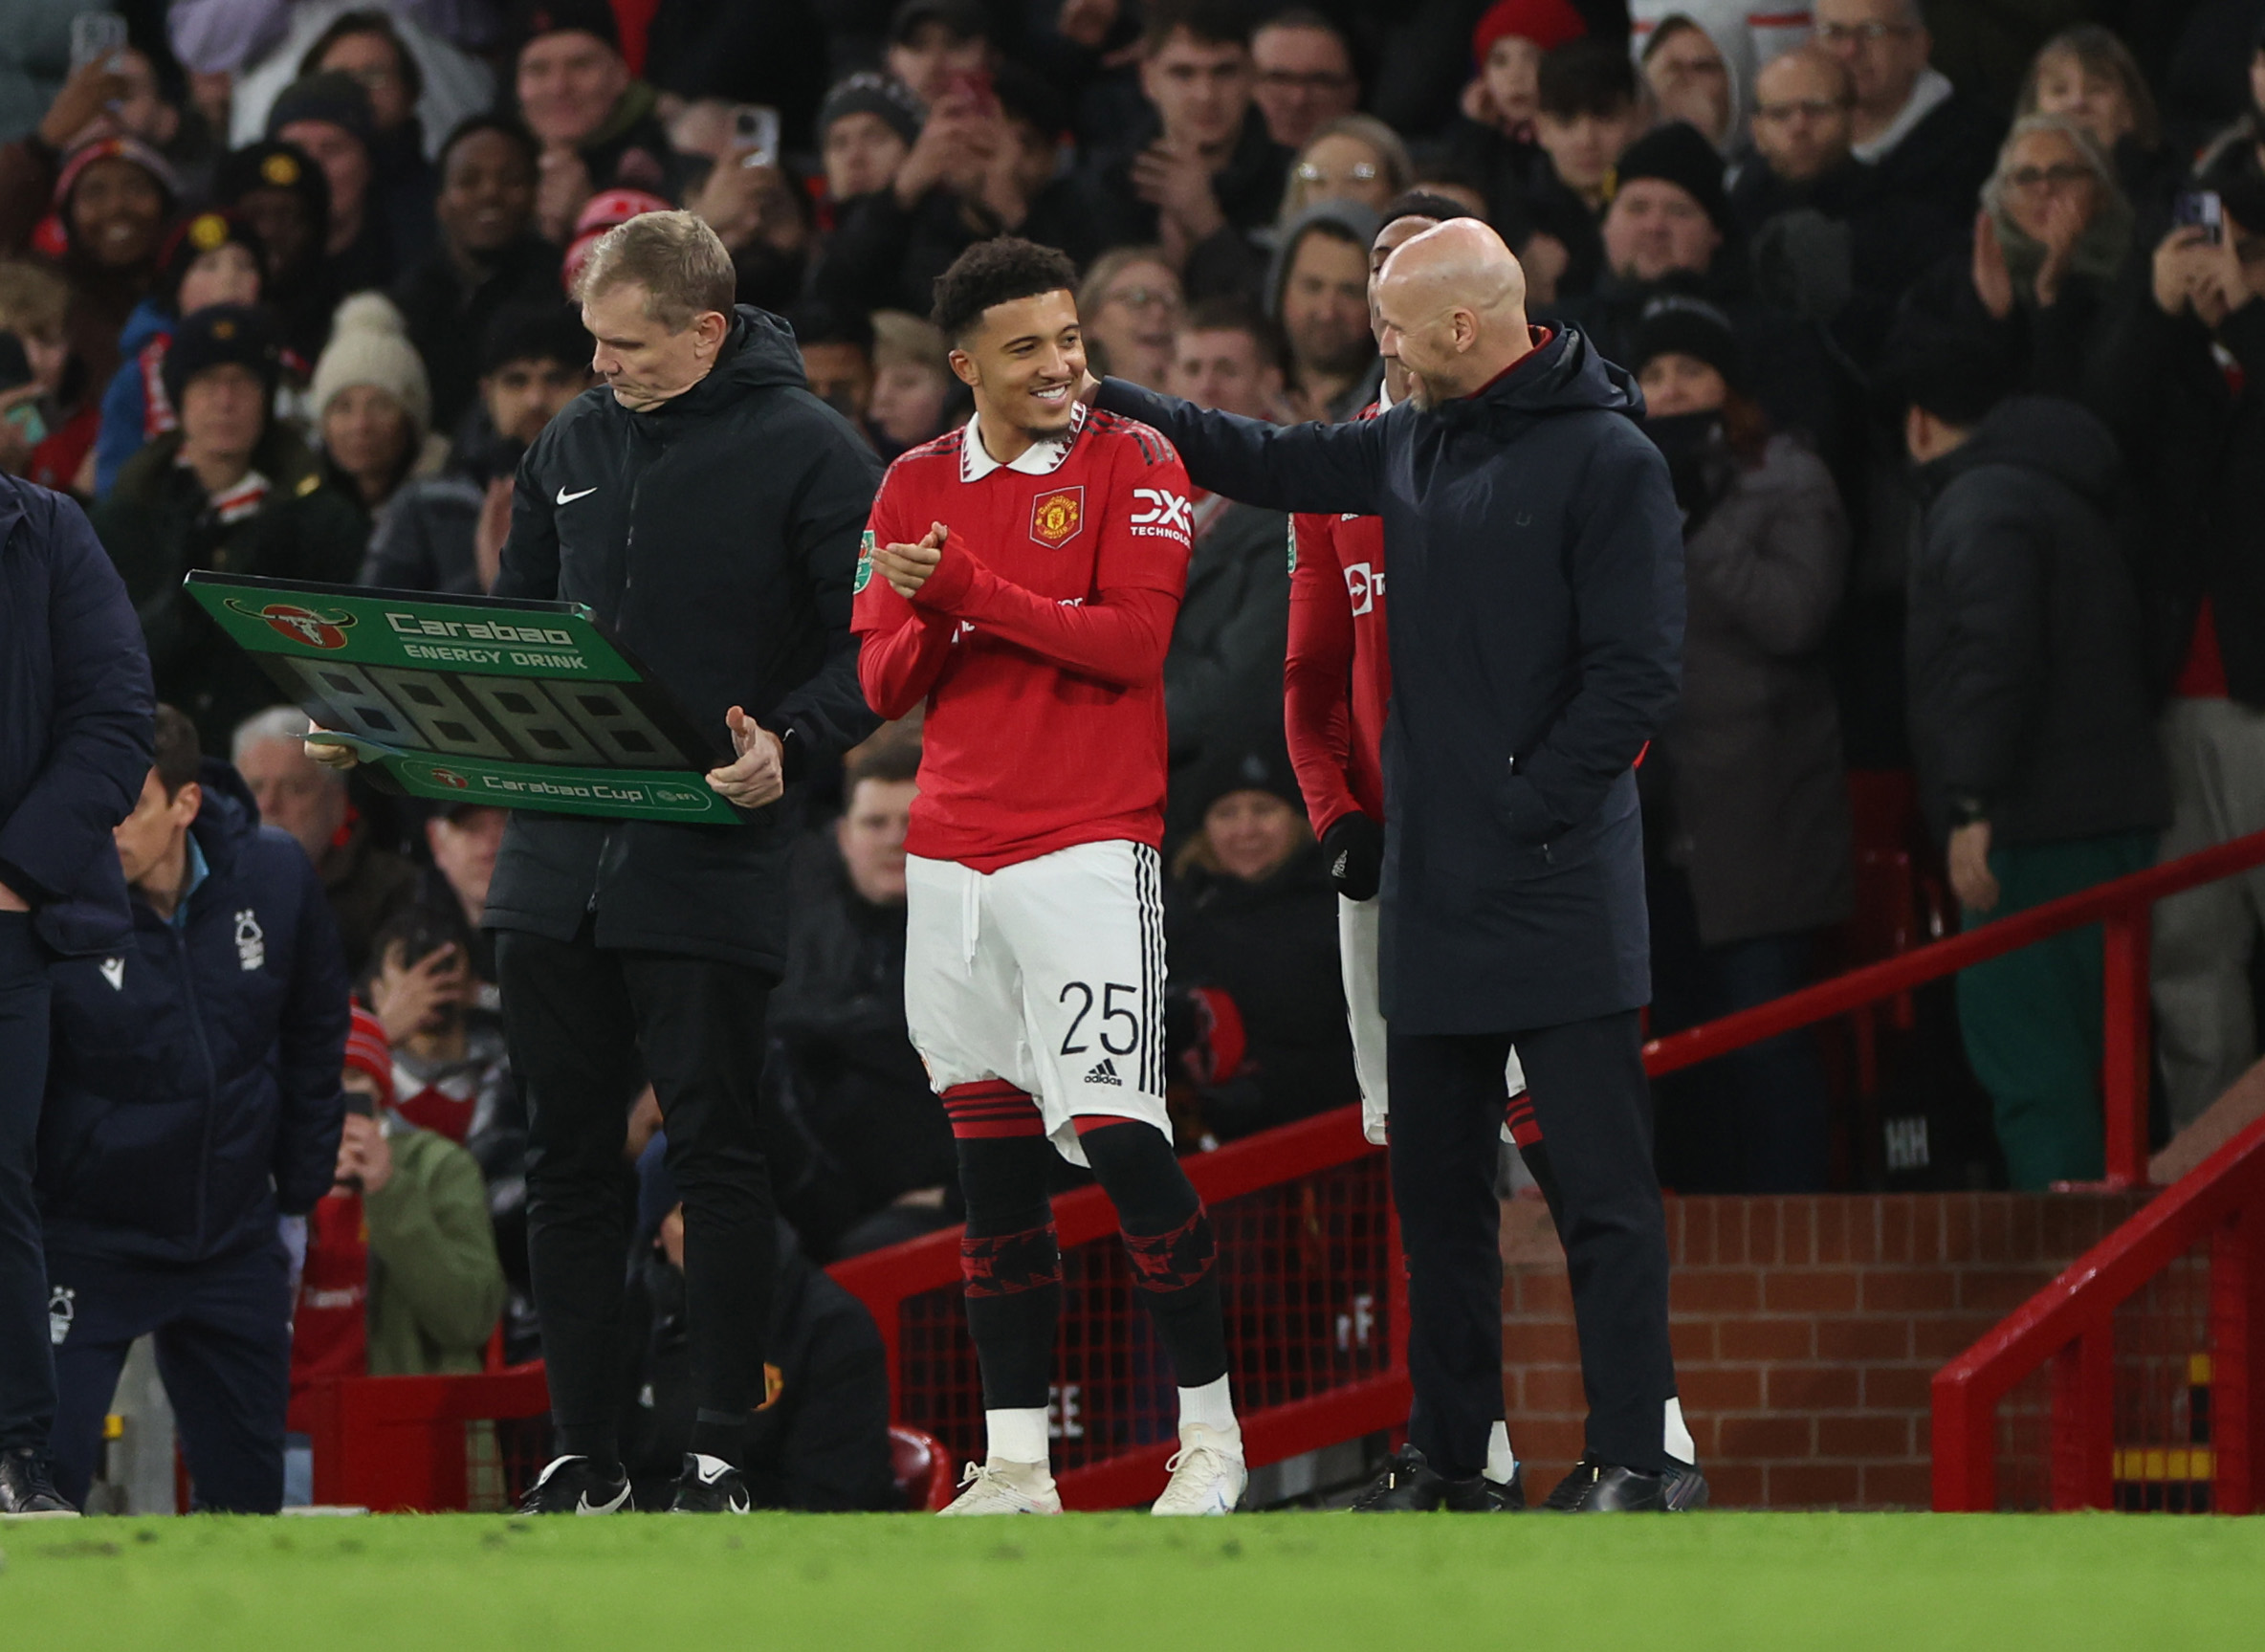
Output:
[1282,513,1363,839]
[1089,377,1388,518]
[884,448,1189,689]
[853,487,961,718]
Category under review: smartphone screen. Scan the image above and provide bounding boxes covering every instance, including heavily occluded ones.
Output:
[2175,189,2224,246]
[70,11,127,75]
[732,104,780,169]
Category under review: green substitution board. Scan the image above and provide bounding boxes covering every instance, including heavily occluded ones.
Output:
[184,572,742,825]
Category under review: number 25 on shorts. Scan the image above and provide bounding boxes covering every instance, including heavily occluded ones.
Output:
[1058,980,1140,1057]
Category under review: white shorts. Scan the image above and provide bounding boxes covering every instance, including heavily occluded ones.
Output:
[905,840,1172,1166]
[1339,894,1525,1147]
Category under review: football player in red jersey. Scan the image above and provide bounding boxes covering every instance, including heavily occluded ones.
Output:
[853,238,1243,1516]
[1285,195,1560,1511]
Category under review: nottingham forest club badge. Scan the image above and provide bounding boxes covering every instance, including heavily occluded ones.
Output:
[1029,485,1085,548]
[854,530,874,594]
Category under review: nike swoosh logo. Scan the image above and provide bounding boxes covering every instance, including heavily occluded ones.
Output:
[556,486,597,505]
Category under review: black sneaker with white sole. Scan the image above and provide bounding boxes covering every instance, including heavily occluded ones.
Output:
[1542,1456,1709,1512]
[670,1453,752,1513]
[0,1448,78,1517]
[518,1454,632,1514]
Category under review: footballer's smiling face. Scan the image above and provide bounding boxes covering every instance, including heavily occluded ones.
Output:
[950,288,1086,455]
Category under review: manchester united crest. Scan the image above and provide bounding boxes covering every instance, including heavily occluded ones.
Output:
[1029,486,1085,548]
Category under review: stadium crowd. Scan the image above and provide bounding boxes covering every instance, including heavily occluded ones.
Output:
[5,0,2265,1510]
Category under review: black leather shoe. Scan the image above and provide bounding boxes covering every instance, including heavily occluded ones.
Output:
[1351,1448,1526,1511]
[1442,1463,1526,1511]
[670,1453,752,1513]
[517,1454,632,1514]
[1350,1446,1450,1510]
[1543,1457,1709,1512]
[0,1448,78,1517]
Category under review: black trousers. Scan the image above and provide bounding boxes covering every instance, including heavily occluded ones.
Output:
[1389,1010,1678,1476]
[496,926,776,1459]
[0,913,53,1454]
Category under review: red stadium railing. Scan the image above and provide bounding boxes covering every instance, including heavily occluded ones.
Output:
[1644,829,2265,1191]
[828,1103,1404,1510]
[1931,1112,2265,1511]
[306,826,2265,1511]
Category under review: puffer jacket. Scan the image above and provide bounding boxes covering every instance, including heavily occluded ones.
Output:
[38,760,349,1266]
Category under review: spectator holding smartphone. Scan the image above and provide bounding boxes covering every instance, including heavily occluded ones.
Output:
[2091,156,2265,1139]
[288,1004,504,1438]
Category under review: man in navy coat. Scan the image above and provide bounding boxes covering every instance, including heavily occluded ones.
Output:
[0,476,151,1516]
[1090,220,1701,1510]
[39,707,347,1512]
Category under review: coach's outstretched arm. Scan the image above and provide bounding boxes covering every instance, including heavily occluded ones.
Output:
[1502,430,1686,843]
[1088,374,1388,519]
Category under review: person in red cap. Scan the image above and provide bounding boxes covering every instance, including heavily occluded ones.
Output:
[288,1003,505,1447]
[1438,0,1601,304]
[1468,0,1589,141]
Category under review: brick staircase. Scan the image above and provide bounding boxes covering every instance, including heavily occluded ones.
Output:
[1501,1191,2148,1508]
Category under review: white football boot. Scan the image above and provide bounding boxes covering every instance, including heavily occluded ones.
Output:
[1150,1424,1246,1515]
[937,1460,1063,1515]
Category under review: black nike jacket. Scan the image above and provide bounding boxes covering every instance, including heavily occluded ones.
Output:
[487,306,882,972]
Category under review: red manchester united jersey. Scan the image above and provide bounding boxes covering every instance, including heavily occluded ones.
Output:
[1285,399,1390,838]
[854,404,1194,871]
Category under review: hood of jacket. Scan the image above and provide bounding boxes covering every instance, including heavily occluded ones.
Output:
[181,757,261,884]
[1921,394,2123,514]
[1433,324,1646,440]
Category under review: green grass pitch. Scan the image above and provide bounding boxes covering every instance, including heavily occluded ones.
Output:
[5,1511,2261,1649]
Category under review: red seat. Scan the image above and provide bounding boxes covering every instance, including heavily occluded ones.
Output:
[890,1423,958,1511]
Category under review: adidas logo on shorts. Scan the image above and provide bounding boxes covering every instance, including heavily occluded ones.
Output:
[1084,1058,1123,1086]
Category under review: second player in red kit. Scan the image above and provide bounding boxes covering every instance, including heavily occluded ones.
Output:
[853,238,1245,1517]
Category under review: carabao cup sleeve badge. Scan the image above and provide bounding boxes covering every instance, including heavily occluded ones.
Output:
[854,530,874,594]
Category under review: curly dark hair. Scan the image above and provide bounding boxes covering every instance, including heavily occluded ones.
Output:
[931,236,1082,344]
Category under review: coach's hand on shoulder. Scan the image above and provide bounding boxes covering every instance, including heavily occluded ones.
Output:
[708,706,786,809]
[1075,368,1102,407]
[875,521,947,600]
[1323,813,1384,902]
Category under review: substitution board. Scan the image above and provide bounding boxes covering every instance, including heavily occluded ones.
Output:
[184,572,741,825]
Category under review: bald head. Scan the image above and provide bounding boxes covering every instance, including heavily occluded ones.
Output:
[1374,219,1532,405]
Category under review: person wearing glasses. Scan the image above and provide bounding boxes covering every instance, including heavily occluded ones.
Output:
[1077,247,1185,390]
[1730,45,1966,372]
[1274,114,1410,226]
[1249,10,1359,152]
[1813,0,1998,236]
[1897,116,2131,402]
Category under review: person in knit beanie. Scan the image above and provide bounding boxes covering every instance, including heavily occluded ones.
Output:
[309,291,442,530]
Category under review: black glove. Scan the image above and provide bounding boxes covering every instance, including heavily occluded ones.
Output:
[1322,812,1384,902]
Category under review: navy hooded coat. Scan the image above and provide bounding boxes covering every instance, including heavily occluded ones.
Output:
[1097,325,1684,1034]
[38,761,349,1267]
